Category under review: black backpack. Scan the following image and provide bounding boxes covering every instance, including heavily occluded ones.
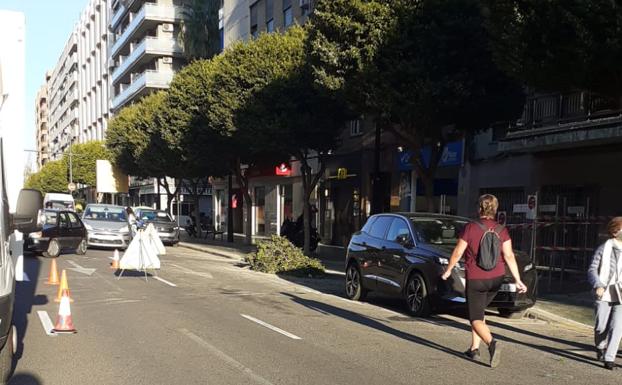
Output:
[475,221,504,271]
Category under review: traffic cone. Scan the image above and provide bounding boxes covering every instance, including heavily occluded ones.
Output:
[110,249,120,270]
[54,270,73,303]
[52,289,77,334]
[45,259,60,285]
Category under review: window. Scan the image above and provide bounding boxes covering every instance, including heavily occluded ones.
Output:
[59,213,70,229]
[369,216,392,239]
[68,212,82,228]
[266,19,274,32]
[283,0,293,27]
[250,3,258,38]
[361,216,376,234]
[265,0,274,32]
[349,119,362,136]
[386,218,411,243]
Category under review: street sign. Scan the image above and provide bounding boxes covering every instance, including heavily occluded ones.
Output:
[67,182,76,192]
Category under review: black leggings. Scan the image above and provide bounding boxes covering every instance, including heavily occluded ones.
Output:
[466,276,504,322]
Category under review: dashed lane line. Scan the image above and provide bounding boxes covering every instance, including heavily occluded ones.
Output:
[36,311,56,337]
[153,276,177,287]
[240,314,302,340]
[179,328,275,385]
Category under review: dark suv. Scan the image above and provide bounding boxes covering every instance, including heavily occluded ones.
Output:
[345,213,537,317]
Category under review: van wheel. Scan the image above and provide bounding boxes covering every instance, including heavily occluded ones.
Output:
[46,239,61,258]
[0,325,15,384]
[75,239,88,255]
[345,264,367,301]
[405,273,430,317]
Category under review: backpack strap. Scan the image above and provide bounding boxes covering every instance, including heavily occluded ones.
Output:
[494,224,504,234]
[475,221,488,231]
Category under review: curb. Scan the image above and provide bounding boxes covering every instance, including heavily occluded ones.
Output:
[178,242,244,261]
[524,306,592,331]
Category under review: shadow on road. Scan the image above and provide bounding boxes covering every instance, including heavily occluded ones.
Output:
[282,292,489,367]
[13,253,44,362]
[9,373,42,385]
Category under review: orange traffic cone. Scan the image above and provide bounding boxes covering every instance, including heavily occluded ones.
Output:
[52,289,77,334]
[54,270,73,303]
[46,258,60,285]
[110,249,120,270]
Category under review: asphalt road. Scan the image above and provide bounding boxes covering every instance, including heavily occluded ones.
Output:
[7,246,618,385]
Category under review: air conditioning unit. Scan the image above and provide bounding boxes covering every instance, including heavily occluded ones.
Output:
[300,0,311,9]
[162,23,174,32]
[162,57,173,64]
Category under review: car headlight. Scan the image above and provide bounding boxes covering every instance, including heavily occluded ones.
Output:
[84,223,93,231]
[29,231,42,239]
[523,263,534,272]
[435,257,449,265]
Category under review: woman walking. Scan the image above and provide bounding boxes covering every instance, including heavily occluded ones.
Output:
[587,217,622,370]
[441,194,527,368]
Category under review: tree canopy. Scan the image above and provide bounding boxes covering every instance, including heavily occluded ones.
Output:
[24,160,68,195]
[69,140,111,187]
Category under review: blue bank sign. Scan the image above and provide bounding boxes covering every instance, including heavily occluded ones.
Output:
[397,141,463,171]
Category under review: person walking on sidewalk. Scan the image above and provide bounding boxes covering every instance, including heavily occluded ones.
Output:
[441,194,527,368]
[587,217,622,370]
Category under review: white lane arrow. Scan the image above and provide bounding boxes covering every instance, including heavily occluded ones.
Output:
[66,260,96,276]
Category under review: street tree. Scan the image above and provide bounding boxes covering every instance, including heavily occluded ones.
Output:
[24,160,68,195]
[485,0,622,98]
[237,28,352,254]
[179,0,221,61]
[68,140,111,187]
[309,0,524,211]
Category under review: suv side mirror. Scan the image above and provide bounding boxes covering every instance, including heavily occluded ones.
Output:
[396,234,414,248]
[12,189,43,233]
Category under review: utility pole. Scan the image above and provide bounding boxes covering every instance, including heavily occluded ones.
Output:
[227,173,234,242]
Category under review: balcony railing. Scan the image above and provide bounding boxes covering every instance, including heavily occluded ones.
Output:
[111,36,183,84]
[112,70,175,110]
[110,3,185,58]
[511,91,622,132]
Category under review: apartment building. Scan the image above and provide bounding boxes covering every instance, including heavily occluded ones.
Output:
[47,0,110,158]
[108,0,187,113]
[48,31,80,160]
[35,72,51,169]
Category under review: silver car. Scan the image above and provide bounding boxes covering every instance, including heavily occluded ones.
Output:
[82,204,131,249]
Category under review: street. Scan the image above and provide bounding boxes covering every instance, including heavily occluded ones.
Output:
[9,247,617,385]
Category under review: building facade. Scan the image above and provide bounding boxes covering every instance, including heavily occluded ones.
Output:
[108,0,187,113]
[47,0,111,160]
[35,72,51,169]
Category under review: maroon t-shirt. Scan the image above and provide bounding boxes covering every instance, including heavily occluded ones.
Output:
[459,218,510,280]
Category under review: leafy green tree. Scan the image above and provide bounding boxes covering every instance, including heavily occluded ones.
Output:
[179,0,221,61]
[485,0,622,98]
[24,160,68,195]
[68,140,110,187]
[309,0,524,211]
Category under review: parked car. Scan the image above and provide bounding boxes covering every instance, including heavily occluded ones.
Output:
[82,204,131,249]
[26,209,87,257]
[134,207,180,245]
[345,213,537,318]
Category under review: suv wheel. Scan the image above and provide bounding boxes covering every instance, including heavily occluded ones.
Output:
[46,239,61,258]
[405,273,430,317]
[345,264,367,301]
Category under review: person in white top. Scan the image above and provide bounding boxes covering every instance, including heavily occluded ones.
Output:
[587,217,622,370]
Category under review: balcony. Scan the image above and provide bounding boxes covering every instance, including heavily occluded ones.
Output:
[111,36,183,84]
[110,3,185,58]
[498,91,622,153]
[111,70,175,111]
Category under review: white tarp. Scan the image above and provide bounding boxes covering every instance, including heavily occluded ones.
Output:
[145,224,166,255]
[119,230,160,270]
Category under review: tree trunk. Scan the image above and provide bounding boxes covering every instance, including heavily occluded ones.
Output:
[299,155,325,255]
[193,180,202,238]
[234,158,253,245]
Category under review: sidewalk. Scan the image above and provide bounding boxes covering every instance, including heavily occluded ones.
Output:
[177,233,593,329]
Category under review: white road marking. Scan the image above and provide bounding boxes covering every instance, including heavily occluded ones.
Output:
[66,260,97,275]
[169,263,214,279]
[36,311,56,337]
[153,276,177,287]
[240,314,302,340]
[179,328,274,385]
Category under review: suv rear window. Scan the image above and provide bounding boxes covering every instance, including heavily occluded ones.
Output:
[369,216,392,239]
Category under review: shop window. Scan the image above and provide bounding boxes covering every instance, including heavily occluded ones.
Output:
[254,186,266,235]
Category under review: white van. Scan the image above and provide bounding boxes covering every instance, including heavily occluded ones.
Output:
[43,193,75,211]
